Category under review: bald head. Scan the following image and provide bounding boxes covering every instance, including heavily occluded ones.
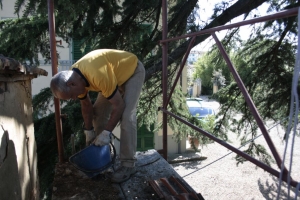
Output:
[50,71,73,98]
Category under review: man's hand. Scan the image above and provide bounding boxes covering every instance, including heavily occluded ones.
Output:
[94,130,112,146]
[84,129,96,146]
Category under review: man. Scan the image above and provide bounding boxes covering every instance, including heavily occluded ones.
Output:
[50,49,145,183]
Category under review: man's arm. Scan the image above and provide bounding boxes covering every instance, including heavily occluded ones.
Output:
[80,93,94,130]
[93,90,125,146]
[105,90,125,132]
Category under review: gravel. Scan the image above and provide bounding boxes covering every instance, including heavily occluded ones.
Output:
[170,123,300,200]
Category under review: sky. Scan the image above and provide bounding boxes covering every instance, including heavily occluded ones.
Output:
[192,0,269,51]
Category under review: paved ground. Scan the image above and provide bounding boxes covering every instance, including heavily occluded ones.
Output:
[169,122,300,200]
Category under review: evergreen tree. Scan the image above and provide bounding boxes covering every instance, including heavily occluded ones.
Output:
[1,0,299,198]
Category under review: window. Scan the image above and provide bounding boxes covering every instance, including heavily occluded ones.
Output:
[137,124,155,151]
[72,38,92,61]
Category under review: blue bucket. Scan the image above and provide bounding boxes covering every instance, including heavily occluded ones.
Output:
[69,144,115,177]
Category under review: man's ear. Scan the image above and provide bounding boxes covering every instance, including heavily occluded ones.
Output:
[67,72,81,87]
[66,80,71,86]
[66,80,75,87]
[66,74,76,86]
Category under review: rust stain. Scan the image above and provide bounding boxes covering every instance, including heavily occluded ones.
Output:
[148,176,205,200]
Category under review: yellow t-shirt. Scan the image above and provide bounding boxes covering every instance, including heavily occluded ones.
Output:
[71,49,138,99]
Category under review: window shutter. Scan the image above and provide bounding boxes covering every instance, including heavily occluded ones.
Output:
[137,124,154,151]
[72,38,92,61]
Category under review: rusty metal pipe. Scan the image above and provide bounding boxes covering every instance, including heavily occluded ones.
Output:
[160,7,298,44]
[161,178,178,196]
[161,0,168,160]
[47,0,64,163]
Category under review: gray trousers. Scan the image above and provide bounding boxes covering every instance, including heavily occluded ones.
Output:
[93,61,145,167]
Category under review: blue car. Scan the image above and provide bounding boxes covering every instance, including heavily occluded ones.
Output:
[186,101,215,119]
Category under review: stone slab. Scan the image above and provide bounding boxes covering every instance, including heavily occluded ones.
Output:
[52,149,198,199]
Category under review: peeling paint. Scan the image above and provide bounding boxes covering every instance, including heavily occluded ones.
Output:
[20,81,31,98]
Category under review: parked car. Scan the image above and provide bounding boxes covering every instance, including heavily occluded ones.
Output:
[187,97,220,114]
[186,100,215,119]
[186,97,203,103]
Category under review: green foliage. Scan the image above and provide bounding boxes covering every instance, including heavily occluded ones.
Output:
[167,86,202,142]
[34,114,57,197]
[138,75,224,152]
[4,0,300,198]
[212,30,298,166]
[211,69,226,87]
[0,16,50,64]
[32,88,53,120]
[235,135,274,166]
[32,89,96,198]
[187,114,227,152]
[193,48,233,91]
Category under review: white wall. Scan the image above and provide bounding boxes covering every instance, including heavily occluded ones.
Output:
[155,112,187,154]
[0,75,39,200]
[1,0,22,19]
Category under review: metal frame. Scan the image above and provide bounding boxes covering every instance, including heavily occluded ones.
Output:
[47,0,300,188]
[159,1,299,188]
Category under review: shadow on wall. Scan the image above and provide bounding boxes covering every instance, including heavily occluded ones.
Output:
[0,131,22,200]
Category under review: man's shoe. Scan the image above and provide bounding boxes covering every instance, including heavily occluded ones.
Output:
[111,166,136,183]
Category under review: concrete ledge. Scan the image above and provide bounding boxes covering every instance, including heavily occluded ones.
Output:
[52,149,199,199]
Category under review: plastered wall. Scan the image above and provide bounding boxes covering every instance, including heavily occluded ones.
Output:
[0,76,39,200]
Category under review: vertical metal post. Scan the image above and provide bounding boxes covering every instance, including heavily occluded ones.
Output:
[47,0,64,162]
[161,0,168,160]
